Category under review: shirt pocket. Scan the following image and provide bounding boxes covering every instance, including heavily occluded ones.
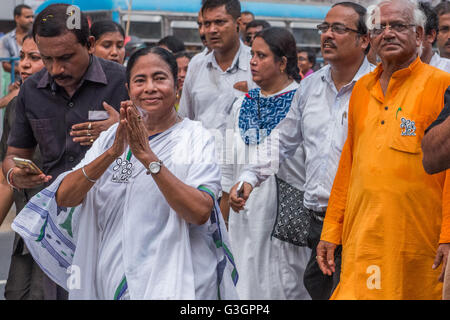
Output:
[29,118,60,161]
[388,114,429,154]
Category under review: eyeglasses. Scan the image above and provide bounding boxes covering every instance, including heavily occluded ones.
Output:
[370,23,416,36]
[316,23,360,35]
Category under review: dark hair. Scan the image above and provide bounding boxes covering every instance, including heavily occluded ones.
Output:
[14,4,31,18]
[332,2,370,54]
[297,48,316,68]
[435,1,450,17]
[255,27,301,82]
[419,2,438,40]
[91,20,125,41]
[246,19,271,31]
[126,46,178,87]
[332,2,368,34]
[202,0,241,20]
[157,36,186,54]
[241,11,254,18]
[22,31,34,43]
[33,3,90,48]
[174,50,194,60]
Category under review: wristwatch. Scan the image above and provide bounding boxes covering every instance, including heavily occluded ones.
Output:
[146,160,163,175]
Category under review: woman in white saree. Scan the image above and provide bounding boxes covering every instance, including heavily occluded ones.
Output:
[12,47,238,300]
[221,27,311,299]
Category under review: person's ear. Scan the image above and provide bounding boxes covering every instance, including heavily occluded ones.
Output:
[280,56,288,73]
[236,16,242,33]
[87,36,95,54]
[416,26,424,46]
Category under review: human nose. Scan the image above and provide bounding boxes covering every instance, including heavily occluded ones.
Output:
[144,79,157,93]
[110,45,119,57]
[50,60,64,75]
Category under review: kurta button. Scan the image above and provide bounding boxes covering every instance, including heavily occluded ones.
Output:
[385,106,388,110]
[381,120,385,125]
[68,102,74,107]
[69,156,74,162]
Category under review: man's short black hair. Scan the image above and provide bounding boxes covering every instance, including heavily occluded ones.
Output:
[419,2,438,37]
[332,2,368,35]
[332,2,370,54]
[14,4,32,18]
[157,36,186,54]
[297,48,316,67]
[435,1,450,17]
[33,3,90,48]
[201,0,241,20]
[246,19,271,31]
[241,11,254,18]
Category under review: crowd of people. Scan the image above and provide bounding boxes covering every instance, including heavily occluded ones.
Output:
[0,0,450,300]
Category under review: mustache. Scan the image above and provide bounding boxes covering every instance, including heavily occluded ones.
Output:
[381,38,400,46]
[52,74,72,81]
[322,39,337,48]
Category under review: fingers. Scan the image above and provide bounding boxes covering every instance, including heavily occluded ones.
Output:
[242,182,253,201]
[13,167,51,189]
[73,135,99,146]
[316,241,336,276]
[103,101,120,122]
[326,244,336,274]
[433,250,443,270]
[316,242,330,275]
[229,182,247,212]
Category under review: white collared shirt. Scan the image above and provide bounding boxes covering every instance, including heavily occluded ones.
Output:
[239,57,375,213]
[429,52,450,73]
[178,41,256,132]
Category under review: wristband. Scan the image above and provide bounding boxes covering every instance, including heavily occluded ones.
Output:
[81,166,97,183]
[6,167,19,190]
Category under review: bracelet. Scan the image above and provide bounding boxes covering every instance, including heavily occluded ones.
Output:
[6,167,18,189]
[81,166,97,183]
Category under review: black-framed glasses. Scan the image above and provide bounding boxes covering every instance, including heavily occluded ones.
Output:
[370,23,416,35]
[316,23,360,35]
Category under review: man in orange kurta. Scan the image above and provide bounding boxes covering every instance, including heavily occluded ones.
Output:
[316,0,450,299]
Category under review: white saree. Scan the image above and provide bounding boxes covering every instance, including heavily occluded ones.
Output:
[12,119,239,300]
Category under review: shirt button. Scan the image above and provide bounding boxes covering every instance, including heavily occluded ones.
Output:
[68,102,74,107]
[68,156,74,162]
[381,120,385,125]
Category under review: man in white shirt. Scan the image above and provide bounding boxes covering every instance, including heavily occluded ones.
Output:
[435,1,450,59]
[229,2,374,300]
[178,0,255,133]
[419,2,450,72]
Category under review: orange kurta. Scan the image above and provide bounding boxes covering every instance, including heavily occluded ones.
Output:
[321,57,450,300]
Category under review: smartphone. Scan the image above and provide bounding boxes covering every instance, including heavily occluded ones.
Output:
[13,157,43,175]
[236,181,244,198]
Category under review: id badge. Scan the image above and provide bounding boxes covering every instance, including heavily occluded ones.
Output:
[88,110,109,121]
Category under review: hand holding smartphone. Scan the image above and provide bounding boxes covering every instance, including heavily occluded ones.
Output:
[13,157,43,175]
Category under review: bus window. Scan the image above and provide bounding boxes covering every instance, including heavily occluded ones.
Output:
[290,22,321,48]
[122,14,162,41]
[266,20,287,28]
[170,21,201,46]
[87,11,113,23]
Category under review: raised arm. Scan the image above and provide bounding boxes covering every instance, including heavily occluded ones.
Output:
[422,87,450,174]
[56,107,128,207]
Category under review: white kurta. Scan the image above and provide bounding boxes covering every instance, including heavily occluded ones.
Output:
[12,119,238,300]
[221,82,311,300]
